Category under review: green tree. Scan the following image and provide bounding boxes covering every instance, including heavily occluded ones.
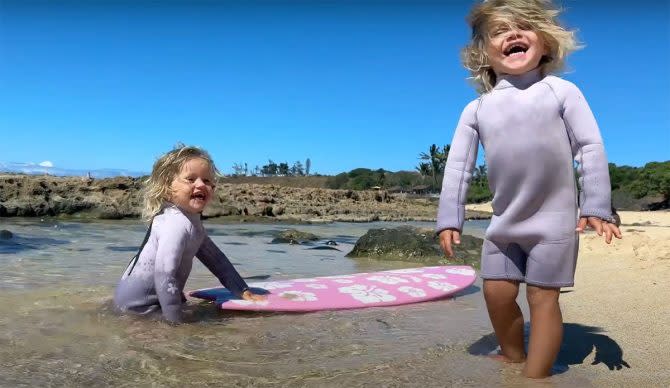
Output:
[467,164,492,203]
[416,162,431,178]
[418,144,450,190]
[278,162,290,176]
[376,168,386,187]
[326,172,349,189]
[347,168,375,190]
[261,160,278,176]
[291,161,304,176]
[608,163,638,191]
[232,163,246,176]
[628,161,670,199]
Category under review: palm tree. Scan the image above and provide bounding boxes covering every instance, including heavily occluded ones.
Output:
[419,144,450,190]
[474,164,487,188]
[416,162,431,177]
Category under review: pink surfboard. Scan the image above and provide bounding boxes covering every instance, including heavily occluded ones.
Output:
[189,265,476,312]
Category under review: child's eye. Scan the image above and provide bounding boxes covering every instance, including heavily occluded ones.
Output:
[516,22,532,31]
[185,177,196,183]
[491,27,508,36]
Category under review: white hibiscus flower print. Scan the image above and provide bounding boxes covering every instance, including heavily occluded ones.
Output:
[408,276,424,283]
[166,282,178,295]
[427,281,458,292]
[333,279,354,284]
[305,283,328,289]
[278,291,318,302]
[397,286,427,298]
[422,274,446,279]
[230,299,269,306]
[338,285,396,304]
[444,268,476,276]
[387,268,424,274]
[252,281,294,290]
[293,279,318,283]
[366,275,409,285]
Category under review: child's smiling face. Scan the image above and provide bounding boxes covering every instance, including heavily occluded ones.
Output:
[169,157,215,214]
[485,20,546,77]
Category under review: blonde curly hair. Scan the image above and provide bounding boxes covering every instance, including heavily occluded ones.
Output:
[142,144,219,222]
[462,0,580,93]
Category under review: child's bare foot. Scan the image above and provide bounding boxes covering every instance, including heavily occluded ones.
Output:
[487,353,525,363]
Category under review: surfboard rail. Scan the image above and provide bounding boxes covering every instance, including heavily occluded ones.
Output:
[189,265,477,312]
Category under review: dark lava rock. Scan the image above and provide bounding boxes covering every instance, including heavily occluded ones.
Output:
[346,226,482,268]
[308,246,341,251]
[271,229,320,244]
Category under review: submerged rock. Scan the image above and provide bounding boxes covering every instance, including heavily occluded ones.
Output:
[346,226,482,268]
[308,245,341,251]
[271,229,320,244]
[0,230,13,239]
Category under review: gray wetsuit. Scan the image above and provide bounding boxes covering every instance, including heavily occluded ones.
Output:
[436,68,614,287]
[114,204,248,323]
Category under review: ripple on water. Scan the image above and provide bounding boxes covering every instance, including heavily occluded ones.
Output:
[106,246,140,252]
[0,235,71,253]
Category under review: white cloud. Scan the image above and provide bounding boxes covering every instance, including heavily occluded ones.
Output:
[38,161,54,168]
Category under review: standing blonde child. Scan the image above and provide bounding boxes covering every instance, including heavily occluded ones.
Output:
[114,145,264,324]
[437,0,622,378]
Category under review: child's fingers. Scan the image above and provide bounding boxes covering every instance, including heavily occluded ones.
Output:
[443,238,454,257]
[452,230,461,245]
[439,230,454,257]
[606,223,622,241]
[590,217,604,236]
[604,224,613,244]
[576,217,587,232]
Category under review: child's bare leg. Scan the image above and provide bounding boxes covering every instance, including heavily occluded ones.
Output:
[483,279,526,362]
[524,285,562,378]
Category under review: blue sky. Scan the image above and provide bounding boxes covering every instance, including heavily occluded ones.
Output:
[1,0,668,176]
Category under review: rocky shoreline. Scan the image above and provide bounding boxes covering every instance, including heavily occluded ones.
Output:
[0,174,491,223]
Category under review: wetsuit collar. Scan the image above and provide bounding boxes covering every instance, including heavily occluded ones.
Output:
[163,202,203,224]
[494,67,543,90]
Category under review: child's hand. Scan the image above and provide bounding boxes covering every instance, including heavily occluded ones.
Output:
[241,290,267,302]
[576,216,622,244]
[439,228,461,257]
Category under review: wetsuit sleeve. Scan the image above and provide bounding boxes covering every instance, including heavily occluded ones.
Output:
[436,100,480,234]
[561,83,613,221]
[196,236,249,297]
[154,223,189,323]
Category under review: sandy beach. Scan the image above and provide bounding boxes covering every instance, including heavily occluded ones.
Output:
[466,203,670,386]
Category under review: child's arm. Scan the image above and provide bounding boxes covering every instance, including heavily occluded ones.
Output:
[154,225,189,323]
[558,81,622,242]
[436,100,480,255]
[196,236,250,297]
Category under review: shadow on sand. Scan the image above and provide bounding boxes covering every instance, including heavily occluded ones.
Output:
[467,322,630,374]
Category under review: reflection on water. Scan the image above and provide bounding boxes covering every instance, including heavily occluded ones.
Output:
[0,218,592,386]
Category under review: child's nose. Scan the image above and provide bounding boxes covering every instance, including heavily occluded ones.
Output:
[193,178,207,188]
[505,30,522,40]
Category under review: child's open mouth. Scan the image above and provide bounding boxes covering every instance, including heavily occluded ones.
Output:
[191,192,207,202]
[503,42,529,57]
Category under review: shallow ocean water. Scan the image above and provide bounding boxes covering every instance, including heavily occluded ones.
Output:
[0,218,594,387]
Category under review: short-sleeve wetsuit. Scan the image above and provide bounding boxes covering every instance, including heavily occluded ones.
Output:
[114,204,249,322]
[436,68,614,287]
